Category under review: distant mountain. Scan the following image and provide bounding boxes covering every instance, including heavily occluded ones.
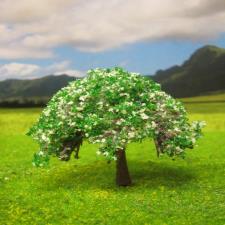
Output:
[152,45,225,97]
[1,45,225,107]
[0,75,76,107]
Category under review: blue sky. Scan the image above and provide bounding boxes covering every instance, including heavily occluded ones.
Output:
[54,36,225,75]
[16,35,225,76]
[0,0,225,80]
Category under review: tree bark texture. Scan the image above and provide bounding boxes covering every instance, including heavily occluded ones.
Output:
[59,133,83,161]
[116,148,132,186]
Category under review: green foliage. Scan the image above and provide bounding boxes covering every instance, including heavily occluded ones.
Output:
[27,67,204,166]
[0,106,224,225]
[32,151,50,167]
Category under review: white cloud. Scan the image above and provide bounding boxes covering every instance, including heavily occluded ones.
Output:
[0,0,75,23]
[0,46,54,59]
[0,63,40,80]
[0,61,85,80]
[45,61,71,73]
[53,69,85,77]
[0,0,225,58]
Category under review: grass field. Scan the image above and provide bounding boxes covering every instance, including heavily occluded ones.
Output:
[0,103,225,225]
[180,92,225,103]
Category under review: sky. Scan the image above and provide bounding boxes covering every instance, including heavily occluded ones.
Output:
[0,0,225,80]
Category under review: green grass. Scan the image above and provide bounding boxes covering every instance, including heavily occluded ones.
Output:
[0,104,225,225]
[180,92,225,103]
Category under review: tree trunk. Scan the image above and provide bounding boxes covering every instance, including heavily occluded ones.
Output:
[154,138,161,157]
[116,148,132,186]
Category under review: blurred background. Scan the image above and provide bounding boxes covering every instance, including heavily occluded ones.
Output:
[0,1,225,224]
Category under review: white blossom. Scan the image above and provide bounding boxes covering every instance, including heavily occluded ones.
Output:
[41,134,49,142]
[128,132,135,138]
[174,127,180,132]
[140,113,149,120]
[68,101,73,105]
[79,96,87,101]
[38,151,44,156]
[96,151,101,155]
[151,121,157,128]
[43,109,50,116]
[103,151,109,156]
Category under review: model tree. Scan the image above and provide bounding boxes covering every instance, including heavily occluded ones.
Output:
[27,67,205,186]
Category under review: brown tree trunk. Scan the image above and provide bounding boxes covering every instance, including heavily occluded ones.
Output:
[154,138,161,157]
[116,148,132,186]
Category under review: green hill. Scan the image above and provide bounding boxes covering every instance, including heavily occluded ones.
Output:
[152,45,225,98]
[0,75,75,106]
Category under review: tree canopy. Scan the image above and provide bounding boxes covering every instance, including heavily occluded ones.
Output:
[27,67,205,168]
